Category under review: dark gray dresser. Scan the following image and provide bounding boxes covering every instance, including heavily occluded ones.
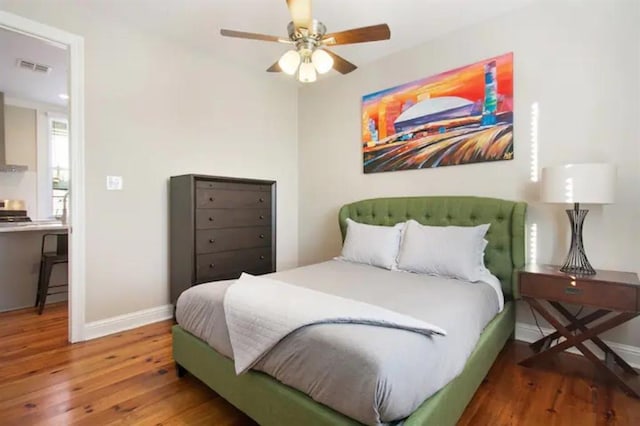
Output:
[169,174,276,305]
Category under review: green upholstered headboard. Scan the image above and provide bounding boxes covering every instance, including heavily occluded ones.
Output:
[338,196,527,299]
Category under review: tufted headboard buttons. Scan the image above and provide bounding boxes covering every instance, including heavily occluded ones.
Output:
[338,196,527,300]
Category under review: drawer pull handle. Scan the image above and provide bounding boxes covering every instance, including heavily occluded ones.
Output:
[259,234,265,239]
[209,239,215,244]
[259,215,265,219]
[260,255,265,260]
[259,198,265,203]
[209,197,215,202]
[564,287,583,295]
[208,217,214,222]
[209,263,215,268]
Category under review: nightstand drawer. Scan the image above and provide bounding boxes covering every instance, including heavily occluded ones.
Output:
[520,273,637,312]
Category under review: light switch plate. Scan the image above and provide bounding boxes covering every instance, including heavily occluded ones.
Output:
[106,175,123,191]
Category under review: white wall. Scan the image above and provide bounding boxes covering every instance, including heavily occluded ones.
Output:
[298,0,640,347]
[0,1,299,322]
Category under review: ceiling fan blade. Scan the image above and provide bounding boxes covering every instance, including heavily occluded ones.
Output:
[286,0,312,30]
[324,50,357,74]
[323,24,391,46]
[267,62,282,72]
[220,29,288,43]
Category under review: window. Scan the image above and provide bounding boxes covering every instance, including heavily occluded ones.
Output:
[50,118,69,218]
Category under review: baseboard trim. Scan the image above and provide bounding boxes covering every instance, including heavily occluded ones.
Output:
[84,304,173,341]
[515,322,640,369]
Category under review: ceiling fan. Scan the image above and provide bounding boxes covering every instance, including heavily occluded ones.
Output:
[220,0,391,83]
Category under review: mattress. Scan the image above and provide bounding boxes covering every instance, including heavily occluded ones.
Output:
[176,260,500,426]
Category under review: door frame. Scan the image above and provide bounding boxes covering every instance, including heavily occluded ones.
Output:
[0,11,86,342]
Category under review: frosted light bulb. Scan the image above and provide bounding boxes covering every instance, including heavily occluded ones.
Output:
[278,50,301,75]
[311,49,333,74]
[298,61,317,83]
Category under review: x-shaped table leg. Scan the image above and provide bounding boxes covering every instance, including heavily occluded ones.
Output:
[521,297,640,398]
[528,308,609,352]
[549,301,638,376]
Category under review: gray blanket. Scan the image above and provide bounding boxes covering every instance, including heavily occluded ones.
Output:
[176,260,499,425]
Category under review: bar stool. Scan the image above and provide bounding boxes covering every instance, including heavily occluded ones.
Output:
[35,233,69,315]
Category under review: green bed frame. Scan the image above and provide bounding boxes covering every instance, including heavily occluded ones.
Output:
[173,196,527,425]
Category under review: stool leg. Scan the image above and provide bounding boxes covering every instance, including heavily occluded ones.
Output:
[35,259,45,308]
[38,261,54,315]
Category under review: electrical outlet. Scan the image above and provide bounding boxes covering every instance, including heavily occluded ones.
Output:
[106,176,123,191]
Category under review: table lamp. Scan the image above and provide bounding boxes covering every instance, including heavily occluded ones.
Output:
[541,163,616,275]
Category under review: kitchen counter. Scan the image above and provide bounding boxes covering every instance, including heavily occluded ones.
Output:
[0,221,68,233]
[0,223,68,312]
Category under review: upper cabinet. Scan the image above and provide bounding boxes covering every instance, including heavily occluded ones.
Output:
[4,104,37,171]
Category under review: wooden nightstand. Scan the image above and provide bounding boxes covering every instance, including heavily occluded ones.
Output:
[518,264,640,398]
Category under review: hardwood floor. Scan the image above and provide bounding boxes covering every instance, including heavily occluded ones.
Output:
[461,339,640,426]
[1,304,638,425]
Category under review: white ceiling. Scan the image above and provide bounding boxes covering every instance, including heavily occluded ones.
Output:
[0,27,69,106]
[83,0,537,77]
[0,0,537,97]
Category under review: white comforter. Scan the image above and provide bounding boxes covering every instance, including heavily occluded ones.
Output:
[224,273,447,374]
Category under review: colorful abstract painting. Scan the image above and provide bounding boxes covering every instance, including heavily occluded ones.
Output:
[362,53,513,173]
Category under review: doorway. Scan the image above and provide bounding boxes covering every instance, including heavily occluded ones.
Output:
[0,11,85,342]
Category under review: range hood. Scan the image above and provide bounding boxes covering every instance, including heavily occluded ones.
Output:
[0,92,28,172]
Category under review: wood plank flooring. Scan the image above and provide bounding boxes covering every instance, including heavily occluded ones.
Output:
[1,303,638,425]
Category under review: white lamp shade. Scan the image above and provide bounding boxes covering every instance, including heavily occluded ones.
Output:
[278,50,301,75]
[298,61,317,83]
[541,163,616,204]
[311,49,333,74]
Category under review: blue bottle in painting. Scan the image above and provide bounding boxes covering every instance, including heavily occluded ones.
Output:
[481,60,498,126]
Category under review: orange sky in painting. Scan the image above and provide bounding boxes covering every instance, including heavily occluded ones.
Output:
[362,54,513,120]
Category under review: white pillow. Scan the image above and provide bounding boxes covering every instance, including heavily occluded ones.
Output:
[397,220,490,281]
[340,218,404,270]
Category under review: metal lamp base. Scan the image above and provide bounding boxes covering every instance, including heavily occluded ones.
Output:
[560,203,596,275]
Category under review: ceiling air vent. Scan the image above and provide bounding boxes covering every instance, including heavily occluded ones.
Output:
[16,59,52,74]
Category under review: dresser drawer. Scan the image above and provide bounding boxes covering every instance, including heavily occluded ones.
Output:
[196,248,272,282]
[195,180,271,192]
[196,227,271,254]
[195,208,271,230]
[520,273,637,312]
[196,189,271,209]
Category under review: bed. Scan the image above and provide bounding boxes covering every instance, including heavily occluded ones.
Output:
[172,196,527,425]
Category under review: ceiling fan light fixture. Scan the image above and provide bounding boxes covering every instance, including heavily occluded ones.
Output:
[298,60,317,83]
[220,3,391,81]
[278,49,301,75]
[311,49,333,74]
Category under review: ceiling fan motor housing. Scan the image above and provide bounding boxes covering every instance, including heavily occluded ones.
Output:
[288,20,326,57]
